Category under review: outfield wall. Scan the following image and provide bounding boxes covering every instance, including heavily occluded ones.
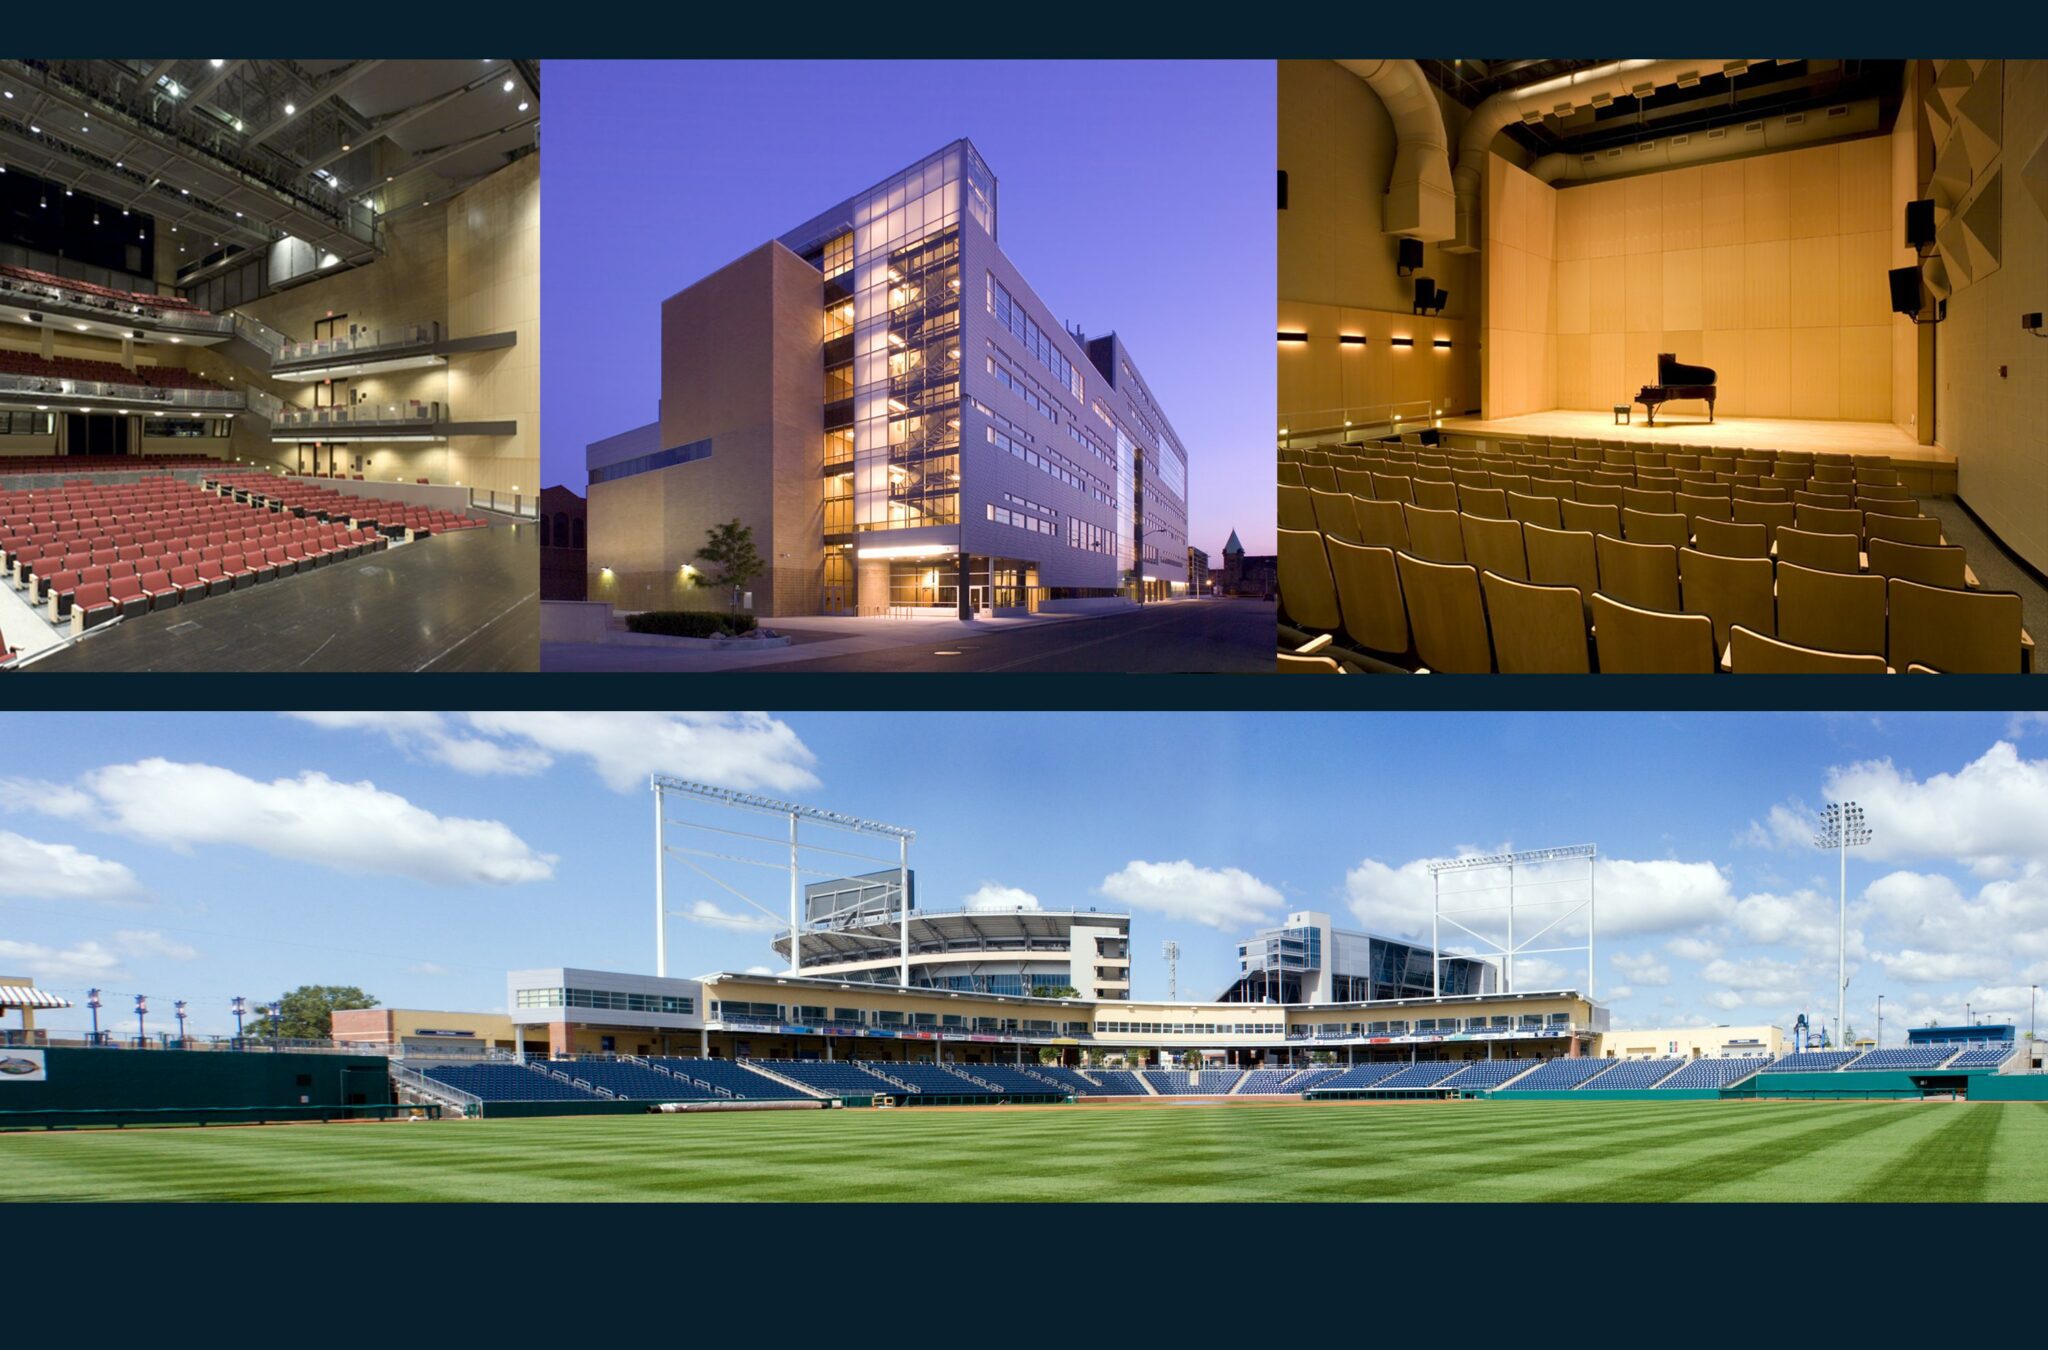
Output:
[1964,1075,2048,1101]
[0,1047,394,1129]
[1485,1089,1725,1101]
[1734,1071,1928,1099]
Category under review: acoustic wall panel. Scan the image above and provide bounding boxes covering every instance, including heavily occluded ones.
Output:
[1663,248,1703,331]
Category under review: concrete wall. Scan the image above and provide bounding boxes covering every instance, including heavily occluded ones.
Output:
[587,242,824,616]
[1552,136,1896,419]
[1939,60,2048,574]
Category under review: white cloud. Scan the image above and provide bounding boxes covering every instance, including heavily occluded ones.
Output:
[0,937,124,984]
[1612,951,1672,987]
[11,759,553,887]
[288,711,822,795]
[964,883,1041,913]
[1512,957,1569,990]
[1752,741,2048,875]
[405,962,449,976]
[684,899,780,933]
[0,829,143,902]
[1099,859,1281,929]
[464,712,820,793]
[287,712,552,777]
[1868,948,2006,984]
[742,965,775,976]
[1666,936,1723,963]
[111,930,197,961]
[1344,853,1735,942]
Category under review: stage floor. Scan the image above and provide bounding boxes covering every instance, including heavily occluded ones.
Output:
[1439,411,1952,466]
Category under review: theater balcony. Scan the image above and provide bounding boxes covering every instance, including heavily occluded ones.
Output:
[266,320,518,382]
[0,269,234,348]
[269,399,516,444]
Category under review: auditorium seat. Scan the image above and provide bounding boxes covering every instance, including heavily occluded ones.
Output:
[1795,503,1863,538]
[1308,487,1360,540]
[1279,651,1344,672]
[1325,536,1410,658]
[1278,528,1342,633]
[1590,592,1716,673]
[1866,538,1968,589]
[1886,578,2026,674]
[1396,552,1492,673]
[1559,498,1620,536]
[1621,508,1688,548]
[1774,526,1860,574]
[70,581,113,633]
[1301,464,1337,493]
[1690,516,1767,559]
[1732,498,1796,543]
[1458,485,1509,519]
[1402,503,1465,563]
[1370,472,1414,504]
[1481,572,1589,673]
[1775,562,1887,657]
[1596,535,1680,612]
[1679,548,1775,650]
[1460,513,1526,579]
[1727,624,1889,673]
[1506,491,1562,529]
[1352,498,1409,550]
[1411,478,1460,511]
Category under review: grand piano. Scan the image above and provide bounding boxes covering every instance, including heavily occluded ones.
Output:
[1634,353,1717,426]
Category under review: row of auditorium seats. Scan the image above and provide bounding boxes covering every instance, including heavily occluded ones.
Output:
[0,347,228,391]
[0,262,210,315]
[1281,485,2030,673]
[210,471,487,540]
[1,455,229,476]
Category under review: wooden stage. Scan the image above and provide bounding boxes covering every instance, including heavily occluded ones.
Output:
[25,520,538,673]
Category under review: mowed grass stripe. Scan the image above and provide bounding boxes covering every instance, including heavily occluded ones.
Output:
[5,1100,2048,1202]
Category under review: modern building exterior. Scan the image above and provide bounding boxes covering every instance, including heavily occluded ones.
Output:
[770,869,1132,1001]
[585,139,1191,618]
[1217,910,1501,1005]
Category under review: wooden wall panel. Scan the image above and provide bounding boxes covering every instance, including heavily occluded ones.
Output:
[1588,256,1626,332]
[1789,326,1842,420]
[1744,153,1794,242]
[1625,252,1664,332]
[1839,229,1893,325]
[1838,135,1891,233]
[1743,240,1791,330]
[1701,244,1746,330]
[1662,330,1705,368]
[1624,330,1662,391]
[1790,235,1842,328]
[1787,144,1841,240]
[1589,332,1626,408]
[1663,248,1703,331]
[1701,160,1747,247]
[1625,175,1663,254]
[1557,258,1591,334]
[1703,330,1746,416]
[1526,247,1555,335]
[1556,333,1591,409]
[1745,329,1792,416]
[1661,166,1703,251]
[1555,182,1588,262]
[1840,324,1892,421]
[1586,180,1626,257]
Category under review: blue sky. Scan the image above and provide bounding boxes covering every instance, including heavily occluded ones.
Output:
[540,59,1277,559]
[3,712,2045,1043]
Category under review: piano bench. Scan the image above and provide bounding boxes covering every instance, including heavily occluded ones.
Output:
[1613,404,1631,426]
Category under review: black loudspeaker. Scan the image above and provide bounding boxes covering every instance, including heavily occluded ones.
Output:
[1414,276,1435,311]
[1905,198,1936,250]
[1397,238,1424,276]
[1888,266,1923,317]
[1278,170,1288,211]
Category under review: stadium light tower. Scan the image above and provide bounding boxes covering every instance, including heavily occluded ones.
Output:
[174,999,188,1046]
[86,987,101,1045]
[134,993,147,1046]
[1812,801,1871,1060]
[231,995,246,1041]
[1162,940,1181,1001]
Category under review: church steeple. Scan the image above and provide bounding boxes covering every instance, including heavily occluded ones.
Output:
[1223,529,1244,556]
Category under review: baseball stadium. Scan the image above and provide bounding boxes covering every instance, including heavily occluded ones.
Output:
[3,769,2045,1203]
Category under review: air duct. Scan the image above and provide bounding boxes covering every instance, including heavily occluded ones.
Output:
[1527,98,1881,185]
[1337,59,1455,241]
[1450,59,1778,251]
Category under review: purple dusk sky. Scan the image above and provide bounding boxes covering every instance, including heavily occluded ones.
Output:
[540,59,1276,558]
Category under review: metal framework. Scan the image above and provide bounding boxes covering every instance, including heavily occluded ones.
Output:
[1428,844,1597,999]
[1813,801,1871,1048]
[650,775,916,986]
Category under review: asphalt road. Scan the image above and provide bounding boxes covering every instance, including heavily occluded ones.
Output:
[752,598,1274,672]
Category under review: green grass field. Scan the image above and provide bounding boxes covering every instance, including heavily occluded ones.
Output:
[3,1098,2045,1202]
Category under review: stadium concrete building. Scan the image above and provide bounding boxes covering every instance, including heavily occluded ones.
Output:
[585,138,1192,619]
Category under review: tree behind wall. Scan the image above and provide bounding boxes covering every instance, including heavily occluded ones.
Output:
[260,985,379,1041]
[694,519,766,617]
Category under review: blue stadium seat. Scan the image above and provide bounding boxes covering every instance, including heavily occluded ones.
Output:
[1584,1058,1687,1089]
[1495,1058,1613,1091]
[1436,1059,1538,1089]
[1947,1045,2015,1070]
[652,1058,817,1100]
[1655,1057,1770,1089]
[1844,1046,1956,1071]
[1027,1065,1107,1095]
[1759,1050,1861,1073]
[421,1062,603,1102]
[1315,1063,1408,1090]
[1238,1068,1300,1094]
[756,1059,904,1097]
[1081,1069,1152,1095]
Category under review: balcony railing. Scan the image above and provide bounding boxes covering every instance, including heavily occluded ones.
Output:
[0,273,234,334]
[274,400,442,429]
[0,369,246,410]
[276,321,441,365]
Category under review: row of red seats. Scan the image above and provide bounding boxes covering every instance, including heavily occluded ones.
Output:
[0,262,209,314]
[0,348,227,392]
[57,523,386,634]
[6,514,337,586]
[2,477,292,585]
[211,472,488,539]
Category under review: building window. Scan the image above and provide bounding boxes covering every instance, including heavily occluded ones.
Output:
[588,437,712,485]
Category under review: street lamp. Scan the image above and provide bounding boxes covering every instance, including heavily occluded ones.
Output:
[134,993,148,1046]
[87,987,101,1046]
[174,999,188,1046]
[1813,801,1872,1054]
[231,995,246,1041]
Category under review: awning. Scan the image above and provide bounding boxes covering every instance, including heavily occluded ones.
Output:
[0,986,72,1009]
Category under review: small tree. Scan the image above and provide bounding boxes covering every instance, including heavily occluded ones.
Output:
[694,519,765,616]
[1030,984,1078,1000]
[260,985,379,1041]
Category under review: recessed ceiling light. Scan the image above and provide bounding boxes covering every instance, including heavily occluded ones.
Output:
[210,58,224,68]
[503,79,515,93]
[284,102,296,115]
[518,101,529,112]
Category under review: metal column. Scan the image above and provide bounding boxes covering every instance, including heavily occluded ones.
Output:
[653,779,667,978]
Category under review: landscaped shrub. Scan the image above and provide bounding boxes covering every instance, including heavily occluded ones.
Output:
[626,610,758,638]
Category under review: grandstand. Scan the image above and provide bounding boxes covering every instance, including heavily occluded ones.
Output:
[0,58,539,671]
